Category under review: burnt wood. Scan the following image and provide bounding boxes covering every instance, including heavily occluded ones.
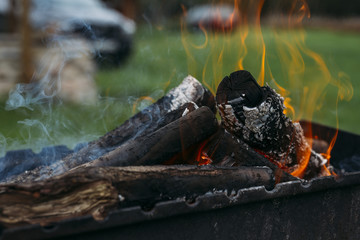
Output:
[3,75,214,182]
[6,106,218,183]
[216,70,330,179]
[0,165,274,227]
[65,75,215,165]
[79,106,219,168]
[59,76,215,169]
[209,129,297,182]
[167,128,296,182]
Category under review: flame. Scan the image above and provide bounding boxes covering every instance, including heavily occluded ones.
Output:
[131,96,155,114]
[195,138,213,166]
[181,0,353,178]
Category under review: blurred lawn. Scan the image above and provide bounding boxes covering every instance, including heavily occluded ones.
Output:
[1,24,359,153]
[97,25,360,132]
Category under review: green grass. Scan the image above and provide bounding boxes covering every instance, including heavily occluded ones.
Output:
[97,25,360,133]
[1,24,359,153]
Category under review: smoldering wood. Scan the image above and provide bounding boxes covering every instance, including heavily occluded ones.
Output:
[59,75,215,169]
[205,129,297,182]
[3,75,214,180]
[216,70,329,179]
[166,128,297,182]
[79,106,219,168]
[2,74,214,182]
[6,106,218,183]
[0,165,274,227]
[0,146,73,181]
[1,102,197,182]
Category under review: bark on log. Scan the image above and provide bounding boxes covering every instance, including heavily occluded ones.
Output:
[0,165,274,227]
[166,128,297,182]
[3,75,214,182]
[61,75,215,168]
[79,106,219,168]
[6,106,218,183]
[216,70,330,179]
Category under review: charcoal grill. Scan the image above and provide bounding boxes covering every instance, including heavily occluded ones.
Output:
[1,121,359,240]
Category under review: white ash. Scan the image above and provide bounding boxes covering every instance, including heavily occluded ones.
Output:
[217,104,243,133]
[167,75,205,111]
[217,85,329,179]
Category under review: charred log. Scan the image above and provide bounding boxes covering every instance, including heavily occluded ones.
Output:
[206,129,297,182]
[0,145,73,180]
[216,70,329,179]
[7,106,219,183]
[0,165,274,227]
[61,75,215,167]
[167,128,296,182]
[3,75,215,182]
[79,106,219,168]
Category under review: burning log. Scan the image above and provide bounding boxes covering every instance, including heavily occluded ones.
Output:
[0,165,274,227]
[216,70,329,179]
[7,106,218,183]
[167,128,296,182]
[3,76,215,182]
[79,106,219,168]
[62,75,215,167]
[208,129,297,182]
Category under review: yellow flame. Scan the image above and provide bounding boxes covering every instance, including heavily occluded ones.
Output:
[181,0,353,178]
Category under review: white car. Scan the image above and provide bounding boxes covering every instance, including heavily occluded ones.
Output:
[3,0,136,65]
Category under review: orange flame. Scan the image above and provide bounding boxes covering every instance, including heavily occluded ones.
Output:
[181,0,353,178]
[195,138,213,166]
[132,96,155,114]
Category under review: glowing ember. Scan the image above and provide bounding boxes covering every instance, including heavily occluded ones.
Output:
[195,138,213,166]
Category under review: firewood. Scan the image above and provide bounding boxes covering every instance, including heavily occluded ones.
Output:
[7,106,218,183]
[60,75,215,168]
[78,106,219,168]
[0,165,274,227]
[216,70,330,179]
[167,128,297,182]
[0,146,73,181]
[3,75,214,182]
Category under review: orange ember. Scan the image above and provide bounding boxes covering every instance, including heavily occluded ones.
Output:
[196,138,213,166]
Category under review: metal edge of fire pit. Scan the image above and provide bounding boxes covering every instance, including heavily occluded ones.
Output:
[2,120,360,240]
[2,171,360,240]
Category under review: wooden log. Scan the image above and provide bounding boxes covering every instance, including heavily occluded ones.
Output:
[3,75,214,182]
[216,70,330,179]
[205,129,297,182]
[1,102,198,182]
[79,106,219,168]
[0,165,274,227]
[166,128,297,183]
[0,145,73,181]
[6,106,218,183]
[60,75,214,167]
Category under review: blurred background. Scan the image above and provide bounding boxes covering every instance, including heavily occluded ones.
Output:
[0,0,359,154]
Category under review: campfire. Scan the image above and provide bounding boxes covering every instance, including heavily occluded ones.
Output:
[1,0,359,239]
[0,70,359,240]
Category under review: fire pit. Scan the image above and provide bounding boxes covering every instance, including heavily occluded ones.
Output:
[1,122,359,240]
[0,73,359,239]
